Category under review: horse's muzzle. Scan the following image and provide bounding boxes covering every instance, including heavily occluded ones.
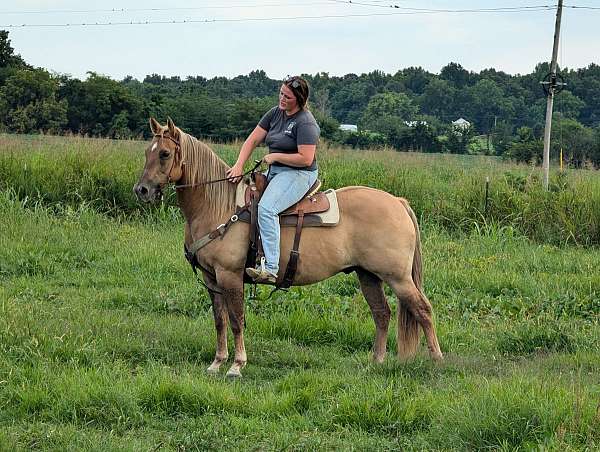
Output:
[133,182,161,203]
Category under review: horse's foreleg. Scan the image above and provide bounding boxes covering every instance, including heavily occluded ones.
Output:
[356,268,390,364]
[207,286,229,374]
[217,270,247,378]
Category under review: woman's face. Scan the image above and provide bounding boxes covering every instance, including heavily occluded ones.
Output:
[279,84,299,113]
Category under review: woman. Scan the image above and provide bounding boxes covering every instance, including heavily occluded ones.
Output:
[226,76,320,284]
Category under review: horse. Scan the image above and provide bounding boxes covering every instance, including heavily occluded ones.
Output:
[134,117,443,378]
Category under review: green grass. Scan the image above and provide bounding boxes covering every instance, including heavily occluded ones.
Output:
[2,133,600,245]
[0,134,599,450]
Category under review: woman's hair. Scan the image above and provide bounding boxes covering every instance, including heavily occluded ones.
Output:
[283,76,310,110]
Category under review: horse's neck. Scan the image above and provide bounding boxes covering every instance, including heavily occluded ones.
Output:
[176,138,235,238]
[176,189,220,240]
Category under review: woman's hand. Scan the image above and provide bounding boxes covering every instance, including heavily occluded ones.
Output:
[226,163,244,184]
[262,154,277,165]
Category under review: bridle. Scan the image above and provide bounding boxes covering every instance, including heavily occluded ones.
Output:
[152,132,262,191]
[153,132,182,188]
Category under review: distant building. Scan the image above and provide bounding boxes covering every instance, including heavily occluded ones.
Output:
[452,118,471,129]
[404,120,428,128]
[339,124,358,132]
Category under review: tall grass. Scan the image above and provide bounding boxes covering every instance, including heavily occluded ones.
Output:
[0,189,599,450]
[2,133,600,245]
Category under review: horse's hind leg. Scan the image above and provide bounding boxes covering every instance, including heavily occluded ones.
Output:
[356,268,391,364]
[387,278,443,361]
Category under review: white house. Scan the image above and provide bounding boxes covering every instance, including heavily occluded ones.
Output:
[339,124,358,132]
[404,120,428,128]
[452,118,471,129]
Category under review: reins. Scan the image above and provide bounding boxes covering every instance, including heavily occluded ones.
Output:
[174,160,262,190]
[153,131,262,190]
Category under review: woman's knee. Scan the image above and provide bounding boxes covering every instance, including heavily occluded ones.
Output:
[258,202,278,217]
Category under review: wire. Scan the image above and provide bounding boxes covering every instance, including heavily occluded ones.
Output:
[0,5,561,28]
[327,1,557,13]
[0,2,336,15]
[565,4,600,10]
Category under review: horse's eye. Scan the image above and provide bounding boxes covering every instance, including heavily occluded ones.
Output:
[159,150,170,160]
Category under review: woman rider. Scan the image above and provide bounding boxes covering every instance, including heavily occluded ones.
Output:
[226,76,320,284]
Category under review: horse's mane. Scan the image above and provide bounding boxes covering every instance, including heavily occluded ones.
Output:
[179,130,236,219]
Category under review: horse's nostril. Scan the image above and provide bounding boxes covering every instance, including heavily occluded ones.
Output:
[134,184,149,199]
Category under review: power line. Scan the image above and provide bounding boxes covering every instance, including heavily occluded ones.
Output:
[327,1,558,13]
[566,4,600,9]
[0,2,336,15]
[1,5,562,28]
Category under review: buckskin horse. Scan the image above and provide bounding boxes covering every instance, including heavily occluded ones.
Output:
[134,118,443,378]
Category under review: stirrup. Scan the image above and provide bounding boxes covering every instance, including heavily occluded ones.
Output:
[245,257,277,283]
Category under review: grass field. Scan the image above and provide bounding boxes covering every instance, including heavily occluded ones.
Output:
[0,134,599,450]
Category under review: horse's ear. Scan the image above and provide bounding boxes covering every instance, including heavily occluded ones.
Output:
[149,117,162,135]
[166,117,179,139]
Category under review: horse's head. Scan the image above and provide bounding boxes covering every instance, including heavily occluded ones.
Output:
[134,117,184,203]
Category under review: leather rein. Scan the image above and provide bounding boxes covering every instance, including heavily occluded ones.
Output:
[153,132,262,190]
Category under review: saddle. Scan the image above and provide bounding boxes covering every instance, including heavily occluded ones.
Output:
[237,172,339,288]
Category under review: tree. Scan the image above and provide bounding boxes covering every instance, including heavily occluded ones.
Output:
[440,62,472,88]
[550,116,595,167]
[0,30,29,69]
[445,124,474,154]
[592,126,600,167]
[312,110,339,141]
[0,69,67,133]
[506,127,543,163]
[59,72,147,137]
[402,118,443,153]
[419,78,457,122]
[465,79,515,134]
[553,90,585,120]
[396,67,432,95]
[361,92,418,128]
[359,92,419,150]
[492,121,514,156]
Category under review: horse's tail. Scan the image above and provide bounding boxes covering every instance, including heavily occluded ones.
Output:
[396,197,422,359]
[399,198,423,291]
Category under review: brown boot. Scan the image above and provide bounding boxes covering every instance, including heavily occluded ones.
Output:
[245,266,277,284]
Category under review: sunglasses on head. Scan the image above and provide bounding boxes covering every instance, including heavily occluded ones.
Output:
[284,75,301,89]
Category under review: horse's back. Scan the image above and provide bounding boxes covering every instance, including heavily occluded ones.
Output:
[335,186,414,227]
[285,185,417,284]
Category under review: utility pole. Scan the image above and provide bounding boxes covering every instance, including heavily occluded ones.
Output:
[541,0,564,190]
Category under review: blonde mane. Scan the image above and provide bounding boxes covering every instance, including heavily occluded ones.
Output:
[178,130,236,219]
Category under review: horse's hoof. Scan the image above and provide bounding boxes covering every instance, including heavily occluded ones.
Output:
[206,366,220,376]
[372,355,386,365]
[432,352,444,362]
[225,369,242,379]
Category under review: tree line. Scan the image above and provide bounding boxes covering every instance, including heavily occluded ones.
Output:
[1,30,600,166]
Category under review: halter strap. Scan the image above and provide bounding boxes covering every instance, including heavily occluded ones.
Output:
[153,132,181,184]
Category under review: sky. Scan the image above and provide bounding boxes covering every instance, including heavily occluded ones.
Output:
[3,0,600,81]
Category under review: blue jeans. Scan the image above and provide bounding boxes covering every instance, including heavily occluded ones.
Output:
[258,165,318,275]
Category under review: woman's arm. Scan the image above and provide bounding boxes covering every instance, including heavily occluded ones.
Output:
[264,144,316,167]
[226,125,268,183]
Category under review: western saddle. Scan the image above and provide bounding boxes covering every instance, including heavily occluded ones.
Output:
[183,169,334,292]
[240,172,330,288]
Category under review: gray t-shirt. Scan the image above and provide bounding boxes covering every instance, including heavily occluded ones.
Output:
[258,106,320,171]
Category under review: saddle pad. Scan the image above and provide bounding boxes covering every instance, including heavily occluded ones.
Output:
[235,179,250,208]
[307,189,339,227]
